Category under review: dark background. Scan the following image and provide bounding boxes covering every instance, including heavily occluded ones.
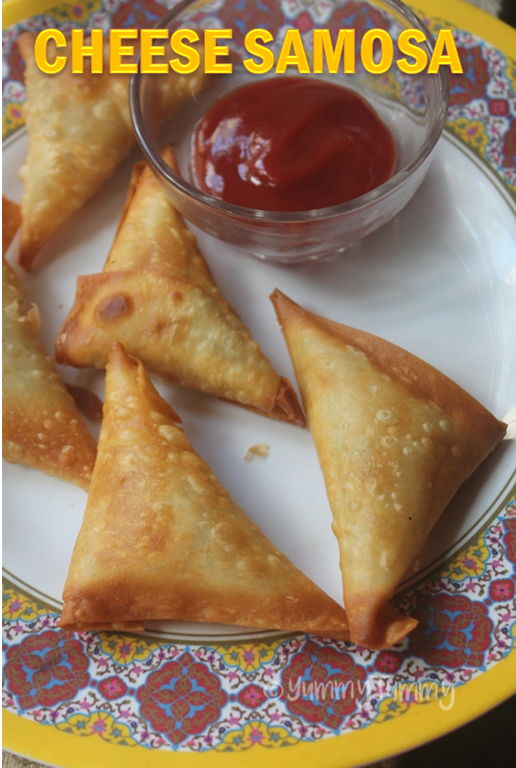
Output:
[500,0,516,26]
[398,694,516,767]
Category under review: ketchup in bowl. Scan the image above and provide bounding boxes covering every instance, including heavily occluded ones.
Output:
[192,77,396,213]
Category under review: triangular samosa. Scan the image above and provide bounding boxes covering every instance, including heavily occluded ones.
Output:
[17,33,208,270]
[60,342,348,636]
[271,289,507,650]
[2,253,97,490]
[55,149,304,425]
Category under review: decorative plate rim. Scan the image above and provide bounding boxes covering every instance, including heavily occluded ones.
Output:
[3,1,516,766]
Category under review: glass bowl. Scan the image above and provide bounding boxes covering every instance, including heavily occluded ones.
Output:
[130,0,450,264]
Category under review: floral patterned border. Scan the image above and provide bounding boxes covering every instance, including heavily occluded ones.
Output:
[2,0,516,196]
[420,10,516,197]
[2,0,516,758]
[3,497,515,752]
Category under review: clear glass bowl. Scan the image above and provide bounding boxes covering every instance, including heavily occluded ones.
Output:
[130,0,449,264]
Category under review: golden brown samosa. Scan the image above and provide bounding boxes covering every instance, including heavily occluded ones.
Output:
[55,149,304,425]
[60,342,348,636]
[271,289,507,650]
[2,256,97,489]
[17,32,208,270]
[2,195,21,255]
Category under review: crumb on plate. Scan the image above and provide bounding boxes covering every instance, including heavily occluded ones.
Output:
[244,443,269,461]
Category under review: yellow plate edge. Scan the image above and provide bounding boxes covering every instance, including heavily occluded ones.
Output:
[3,0,58,28]
[418,0,516,55]
[4,649,516,767]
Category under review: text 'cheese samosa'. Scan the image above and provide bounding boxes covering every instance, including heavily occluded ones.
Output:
[17,33,208,269]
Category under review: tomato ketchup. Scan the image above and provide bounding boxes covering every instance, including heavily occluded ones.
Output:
[192,77,396,212]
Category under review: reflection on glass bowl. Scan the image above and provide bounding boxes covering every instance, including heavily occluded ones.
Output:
[130,0,450,264]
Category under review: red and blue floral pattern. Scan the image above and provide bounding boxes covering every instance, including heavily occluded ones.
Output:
[220,0,284,47]
[279,640,368,729]
[3,498,514,751]
[2,1,515,185]
[111,0,169,29]
[408,594,493,668]
[137,653,228,745]
[4,630,90,709]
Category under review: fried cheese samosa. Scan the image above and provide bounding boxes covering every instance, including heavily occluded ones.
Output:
[55,149,304,425]
[2,195,21,255]
[271,289,507,650]
[60,342,348,636]
[17,32,208,270]
[2,255,97,490]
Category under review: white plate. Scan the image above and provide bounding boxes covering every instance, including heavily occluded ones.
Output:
[3,126,515,624]
[3,6,516,759]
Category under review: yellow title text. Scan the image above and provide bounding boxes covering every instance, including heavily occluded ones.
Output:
[34,27,463,75]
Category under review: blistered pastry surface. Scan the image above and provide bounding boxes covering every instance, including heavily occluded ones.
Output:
[2,257,97,489]
[61,343,347,635]
[272,289,506,648]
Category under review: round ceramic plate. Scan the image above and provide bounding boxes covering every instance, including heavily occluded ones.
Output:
[2,1,516,766]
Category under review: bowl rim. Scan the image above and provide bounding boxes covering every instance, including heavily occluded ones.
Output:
[129,0,450,224]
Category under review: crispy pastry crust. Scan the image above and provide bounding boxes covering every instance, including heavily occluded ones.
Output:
[60,342,347,635]
[2,195,21,255]
[271,289,507,650]
[55,151,304,425]
[2,255,97,489]
[17,33,208,269]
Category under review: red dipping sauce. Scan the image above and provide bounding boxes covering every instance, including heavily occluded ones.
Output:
[192,77,396,212]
